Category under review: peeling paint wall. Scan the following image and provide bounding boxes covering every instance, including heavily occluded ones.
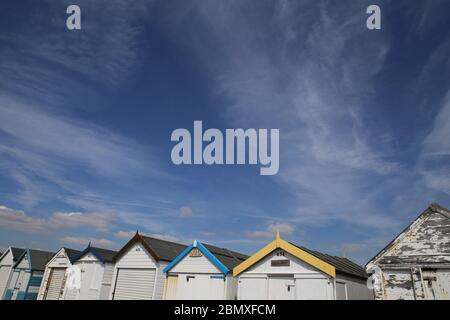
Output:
[367,205,450,300]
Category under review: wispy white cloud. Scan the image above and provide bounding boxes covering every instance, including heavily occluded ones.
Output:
[115,230,137,240]
[0,204,116,233]
[245,222,294,240]
[419,91,450,194]
[166,0,401,231]
[50,211,115,232]
[0,205,46,232]
[60,236,116,248]
[178,206,193,218]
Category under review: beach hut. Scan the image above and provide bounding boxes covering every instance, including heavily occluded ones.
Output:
[162,240,248,300]
[4,249,55,300]
[110,232,187,300]
[0,247,25,299]
[64,244,117,300]
[233,232,373,300]
[37,247,81,300]
[366,203,450,300]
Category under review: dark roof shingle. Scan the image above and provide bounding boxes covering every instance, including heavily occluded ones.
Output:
[203,244,249,270]
[29,249,56,271]
[292,244,368,279]
[141,236,188,262]
[64,247,82,262]
[11,247,26,261]
[90,247,117,262]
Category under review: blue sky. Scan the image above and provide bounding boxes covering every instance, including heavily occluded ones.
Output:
[0,0,449,264]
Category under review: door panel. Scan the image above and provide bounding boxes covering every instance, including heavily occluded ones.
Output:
[164,275,178,300]
[45,268,66,300]
[268,275,295,300]
[239,278,267,300]
[113,268,156,300]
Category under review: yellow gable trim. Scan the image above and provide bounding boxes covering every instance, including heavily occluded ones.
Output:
[233,240,277,276]
[278,239,336,278]
[233,238,336,278]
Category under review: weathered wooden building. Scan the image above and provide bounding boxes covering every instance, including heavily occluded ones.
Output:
[64,244,117,300]
[163,240,248,300]
[109,232,187,300]
[0,247,25,299]
[37,247,81,300]
[366,203,450,300]
[234,232,372,300]
[4,249,55,300]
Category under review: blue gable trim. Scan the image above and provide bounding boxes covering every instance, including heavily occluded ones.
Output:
[163,244,194,273]
[163,240,230,275]
[72,245,105,263]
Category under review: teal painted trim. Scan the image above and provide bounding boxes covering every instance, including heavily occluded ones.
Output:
[28,275,43,287]
[13,249,31,270]
[163,244,195,273]
[16,291,26,300]
[24,292,38,300]
[4,289,13,300]
[163,240,230,275]
[196,242,229,275]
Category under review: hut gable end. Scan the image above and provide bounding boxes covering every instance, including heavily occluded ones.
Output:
[369,204,450,267]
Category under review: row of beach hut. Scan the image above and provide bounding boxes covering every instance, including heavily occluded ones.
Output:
[0,231,372,300]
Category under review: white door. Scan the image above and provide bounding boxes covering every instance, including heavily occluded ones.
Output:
[113,268,156,300]
[0,265,11,298]
[268,275,295,300]
[336,281,347,300]
[45,268,66,300]
[175,274,225,300]
[239,277,268,300]
[12,271,26,299]
[79,262,103,300]
[164,275,178,299]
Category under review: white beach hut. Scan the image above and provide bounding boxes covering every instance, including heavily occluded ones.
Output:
[64,244,117,300]
[109,232,187,300]
[234,232,373,300]
[0,247,25,299]
[162,240,248,300]
[37,247,81,300]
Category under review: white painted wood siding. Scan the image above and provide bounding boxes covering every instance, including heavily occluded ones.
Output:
[0,250,14,299]
[0,265,12,299]
[110,243,164,300]
[238,276,268,300]
[237,249,335,300]
[243,249,321,274]
[16,253,29,269]
[154,260,168,300]
[170,252,220,274]
[38,249,73,300]
[174,274,226,300]
[99,262,114,300]
[336,273,374,300]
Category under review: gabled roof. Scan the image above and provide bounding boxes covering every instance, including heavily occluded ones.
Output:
[113,232,187,263]
[295,245,368,279]
[73,244,117,263]
[9,247,26,261]
[15,249,56,271]
[233,234,368,278]
[63,247,82,263]
[0,247,26,263]
[233,232,337,277]
[365,203,450,268]
[163,240,248,275]
[203,243,248,270]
